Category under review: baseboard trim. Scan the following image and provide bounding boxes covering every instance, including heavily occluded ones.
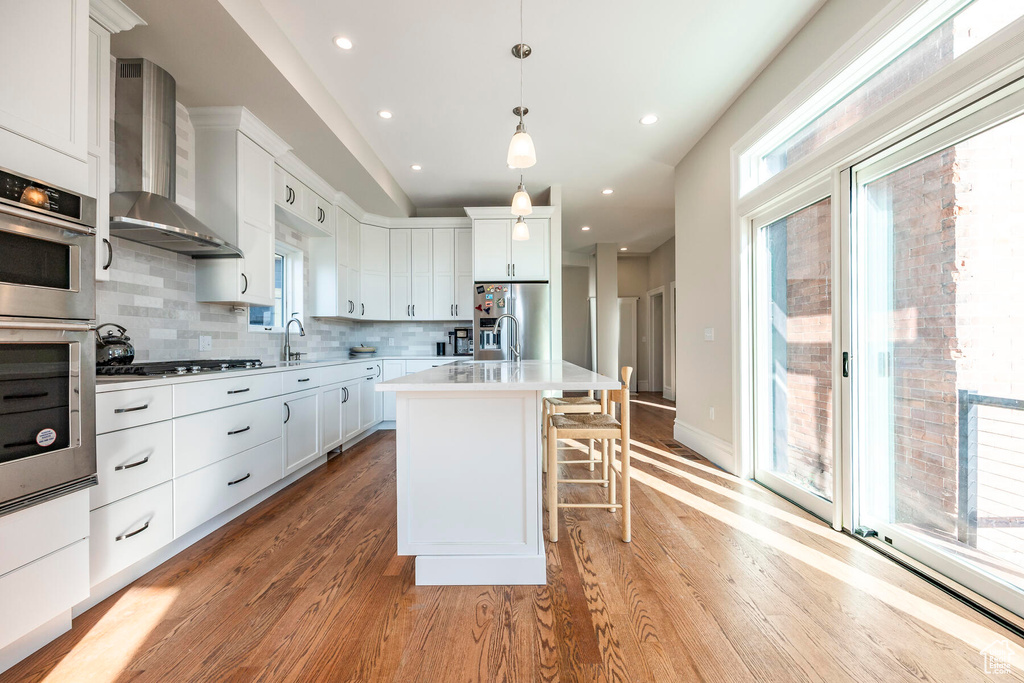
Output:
[0,611,70,675]
[415,554,546,586]
[673,419,735,473]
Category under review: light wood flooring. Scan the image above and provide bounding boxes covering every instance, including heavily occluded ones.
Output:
[4,393,1024,682]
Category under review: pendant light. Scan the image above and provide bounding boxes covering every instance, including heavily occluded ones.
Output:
[512,215,530,241]
[511,175,533,217]
[506,0,536,169]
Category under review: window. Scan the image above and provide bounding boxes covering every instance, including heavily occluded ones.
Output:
[740,0,1024,195]
[249,244,302,332]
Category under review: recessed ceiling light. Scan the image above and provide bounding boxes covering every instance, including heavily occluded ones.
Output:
[640,114,659,125]
[602,188,614,195]
[620,247,628,251]
[581,226,590,231]
[378,110,393,119]
[410,164,422,171]
[334,36,353,50]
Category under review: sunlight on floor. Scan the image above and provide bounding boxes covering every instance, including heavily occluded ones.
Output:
[618,459,1024,670]
[629,399,675,412]
[43,585,178,683]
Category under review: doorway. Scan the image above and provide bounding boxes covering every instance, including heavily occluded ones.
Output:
[648,288,666,394]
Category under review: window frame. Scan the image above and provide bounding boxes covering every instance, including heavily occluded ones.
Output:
[248,241,304,334]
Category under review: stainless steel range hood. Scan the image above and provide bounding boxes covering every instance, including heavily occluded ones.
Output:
[110,59,241,258]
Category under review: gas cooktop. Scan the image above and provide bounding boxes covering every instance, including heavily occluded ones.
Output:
[97,359,270,377]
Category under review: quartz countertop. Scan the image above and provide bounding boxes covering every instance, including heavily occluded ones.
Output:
[95,355,468,393]
[377,360,620,392]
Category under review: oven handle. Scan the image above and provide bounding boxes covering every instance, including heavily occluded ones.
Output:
[0,202,95,236]
[0,321,94,331]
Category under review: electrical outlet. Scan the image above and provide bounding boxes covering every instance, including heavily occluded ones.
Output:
[704,327,715,342]
[709,406,716,420]
[199,335,212,352]
[388,337,395,346]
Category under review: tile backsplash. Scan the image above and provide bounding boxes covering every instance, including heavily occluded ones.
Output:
[96,226,471,363]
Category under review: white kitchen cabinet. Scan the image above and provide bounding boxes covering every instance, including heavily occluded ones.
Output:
[471,218,549,282]
[274,165,300,214]
[92,420,173,510]
[284,389,320,476]
[88,19,112,280]
[341,379,362,442]
[359,373,378,431]
[432,228,473,320]
[310,207,358,318]
[273,165,330,237]
[320,383,345,453]
[173,397,282,477]
[96,385,172,433]
[192,119,276,306]
[391,229,432,320]
[360,224,390,319]
[89,481,173,585]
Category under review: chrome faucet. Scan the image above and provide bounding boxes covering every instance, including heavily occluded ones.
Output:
[493,314,521,362]
[283,317,305,361]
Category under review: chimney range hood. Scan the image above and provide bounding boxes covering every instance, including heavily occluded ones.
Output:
[110,59,241,258]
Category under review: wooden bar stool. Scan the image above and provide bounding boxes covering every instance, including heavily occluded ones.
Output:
[546,367,632,543]
[542,391,603,473]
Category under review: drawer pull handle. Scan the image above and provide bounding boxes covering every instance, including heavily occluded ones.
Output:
[297,378,311,383]
[3,391,48,400]
[227,388,250,395]
[227,426,251,436]
[114,404,149,414]
[115,455,150,471]
[342,387,349,402]
[228,473,251,486]
[116,521,150,542]
[366,376,374,381]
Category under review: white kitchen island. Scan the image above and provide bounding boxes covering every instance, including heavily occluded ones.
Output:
[377,360,620,586]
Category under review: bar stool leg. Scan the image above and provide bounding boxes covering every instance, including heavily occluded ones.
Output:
[588,438,595,472]
[601,436,609,488]
[547,422,558,542]
[608,441,616,512]
[621,441,631,542]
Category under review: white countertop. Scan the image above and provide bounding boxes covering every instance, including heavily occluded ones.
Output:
[95,355,468,393]
[377,360,620,392]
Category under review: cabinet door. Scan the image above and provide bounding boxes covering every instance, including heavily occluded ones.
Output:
[313,195,332,231]
[510,218,549,281]
[239,225,274,306]
[274,166,299,213]
[299,183,318,225]
[455,229,474,319]
[238,133,274,232]
[432,229,455,320]
[347,266,361,318]
[320,384,344,453]
[410,229,432,319]
[336,208,352,267]
[0,0,88,162]
[341,380,361,441]
[474,219,510,281]
[359,375,376,431]
[88,20,111,282]
[360,224,390,319]
[390,228,411,319]
[284,390,320,476]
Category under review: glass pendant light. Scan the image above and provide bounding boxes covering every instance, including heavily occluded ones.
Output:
[511,176,533,217]
[507,0,536,169]
[512,216,530,241]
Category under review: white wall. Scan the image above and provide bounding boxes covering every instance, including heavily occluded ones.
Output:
[562,265,590,367]
[673,0,888,471]
[618,256,649,386]
[596,244,620,378]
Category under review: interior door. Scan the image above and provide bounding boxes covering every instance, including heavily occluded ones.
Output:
[618,297,638,392]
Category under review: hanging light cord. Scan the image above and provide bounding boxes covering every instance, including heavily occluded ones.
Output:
[519,0,525,127]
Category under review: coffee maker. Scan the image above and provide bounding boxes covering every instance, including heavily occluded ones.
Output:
[451,327,472,356]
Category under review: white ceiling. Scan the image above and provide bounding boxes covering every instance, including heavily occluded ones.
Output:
[257,0,823,253]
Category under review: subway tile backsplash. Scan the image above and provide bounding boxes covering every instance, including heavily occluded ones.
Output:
[96,227,471,363]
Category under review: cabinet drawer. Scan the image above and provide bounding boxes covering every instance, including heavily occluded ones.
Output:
[0,539,89,651]
[174,438,282,537]
[0,489,89,577]
[282,368,320,393]
[172,372,283,416]
[92,421,173,510]
[319,362,374,386]
[97,386,172,434]
[173,397,282,476]
[89,482,173,585]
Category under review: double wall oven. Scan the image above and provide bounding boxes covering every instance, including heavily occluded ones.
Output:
[0,166,98,515]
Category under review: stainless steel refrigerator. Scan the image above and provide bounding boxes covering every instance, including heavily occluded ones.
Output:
[474,282,550,361]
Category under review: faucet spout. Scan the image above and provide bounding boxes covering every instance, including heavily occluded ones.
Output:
[284,317,306,362]
[493,314,521,362]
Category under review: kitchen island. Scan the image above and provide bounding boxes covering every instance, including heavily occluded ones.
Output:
[377,360,620,586]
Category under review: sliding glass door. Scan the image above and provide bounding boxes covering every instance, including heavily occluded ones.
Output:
[851,87,1024,613]
[753,194,836,520]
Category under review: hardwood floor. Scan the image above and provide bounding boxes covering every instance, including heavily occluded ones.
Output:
[5,392,1024,682]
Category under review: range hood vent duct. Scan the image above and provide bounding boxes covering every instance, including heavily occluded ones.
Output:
[110,58,241,258]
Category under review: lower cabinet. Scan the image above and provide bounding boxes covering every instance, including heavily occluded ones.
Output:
[320,383,345,454]
[341,378,362,442]
[173,438,283,538]
[284,389,320,476]
[89,481,174,585]
[359,373,378,431]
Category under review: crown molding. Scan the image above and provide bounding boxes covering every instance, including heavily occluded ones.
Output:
[464,206,556,220]
[386,216,471,229]
[275,151,337,201]
[188,106,292,159]
[89,0,145,34]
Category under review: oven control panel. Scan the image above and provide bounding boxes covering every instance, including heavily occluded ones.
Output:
[0,168,83,221]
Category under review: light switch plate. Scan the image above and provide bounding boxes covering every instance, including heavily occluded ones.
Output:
[704,327,715,342]
[199,335,212,352]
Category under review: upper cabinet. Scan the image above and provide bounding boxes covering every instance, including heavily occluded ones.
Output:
[274,165,331,237]
[432,228,473,320]
[309,206,360,319]
[359,224,390,320]
[470,214,551,282]
[391,229,432,320]
[191,109,278,306]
